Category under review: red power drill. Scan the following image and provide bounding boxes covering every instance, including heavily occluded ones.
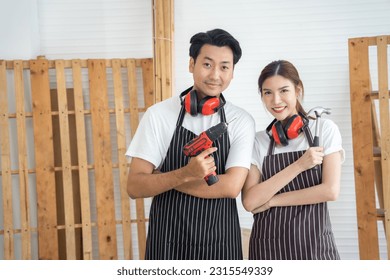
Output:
[183,122,228,186]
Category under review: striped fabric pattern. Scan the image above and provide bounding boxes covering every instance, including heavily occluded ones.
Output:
[249,126,340,260]
[145,107,243,260]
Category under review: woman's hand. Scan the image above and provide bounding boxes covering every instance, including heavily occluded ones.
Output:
[296,147,324,172]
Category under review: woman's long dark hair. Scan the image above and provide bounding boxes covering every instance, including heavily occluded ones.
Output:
[258,60,307,116]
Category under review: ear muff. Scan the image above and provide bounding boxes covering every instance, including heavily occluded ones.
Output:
[267,114,305,146]
[271,121,288,146]
[284,115,304,139]
[184,90,199,116]
[183,90,225,116]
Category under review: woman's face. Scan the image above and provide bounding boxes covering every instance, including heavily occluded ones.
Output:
[261,75,300,123]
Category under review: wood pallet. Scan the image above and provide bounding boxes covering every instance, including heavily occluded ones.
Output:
[348,35,390,259]
[0,57,153,259]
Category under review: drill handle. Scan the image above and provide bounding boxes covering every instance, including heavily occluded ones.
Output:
[205,172,219,186]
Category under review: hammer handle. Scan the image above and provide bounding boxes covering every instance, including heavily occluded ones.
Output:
[313,136,319,147]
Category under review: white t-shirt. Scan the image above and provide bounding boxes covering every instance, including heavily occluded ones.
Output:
[126,95,256,170]
[252,118,345,172]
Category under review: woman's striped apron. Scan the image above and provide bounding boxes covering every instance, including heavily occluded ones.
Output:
[249,125,340,260]
[145,106,243,260]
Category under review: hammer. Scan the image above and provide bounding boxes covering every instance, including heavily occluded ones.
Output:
[307,106,331,147]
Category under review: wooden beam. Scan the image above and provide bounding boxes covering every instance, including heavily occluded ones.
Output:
[348,37,380,259]
[30,58,59,260]
[377,36,390,257]
[153,0,174,102]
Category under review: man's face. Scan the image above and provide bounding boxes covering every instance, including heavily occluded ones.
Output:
[189,44,234,99]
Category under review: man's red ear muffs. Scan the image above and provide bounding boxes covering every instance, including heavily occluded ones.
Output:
[183,90,225,116]
[267,114,305,146]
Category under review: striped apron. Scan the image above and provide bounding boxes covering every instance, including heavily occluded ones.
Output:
[249,125,340,260]
[145,106,243,260]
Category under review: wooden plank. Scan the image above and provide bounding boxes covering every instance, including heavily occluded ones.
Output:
[371,101,384,212]
[127,59,147,259]
[50,87,67,259]
[141,58,154,109]
[30,58,59,259]
[0,60,14,259]
[376,36,390,258]
[153,0,174,102]
[55,60,77,259]
[6,59,146,70]
[13,60,31,259]
[72,59,93,260]
[348,37,379,259]
[112,59,133,259]
[88,59,117,259]
[368,35,390,46]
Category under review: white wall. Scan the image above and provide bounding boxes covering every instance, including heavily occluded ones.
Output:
[1,0,390,259]
[0,0,40,59]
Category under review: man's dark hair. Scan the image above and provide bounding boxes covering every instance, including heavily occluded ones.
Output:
[189,28,242,65]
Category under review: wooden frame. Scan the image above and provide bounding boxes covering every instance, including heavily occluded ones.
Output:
[0,58,153,259]
[348,35,390,259]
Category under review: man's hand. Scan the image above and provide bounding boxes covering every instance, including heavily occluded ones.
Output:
[184,147,217,180]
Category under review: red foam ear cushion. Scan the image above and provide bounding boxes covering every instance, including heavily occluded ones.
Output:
[184,90,199,116]
[285,115,303,139]
[199,97,220,115]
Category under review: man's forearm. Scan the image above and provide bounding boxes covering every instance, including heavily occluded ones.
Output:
[127,164,195,199]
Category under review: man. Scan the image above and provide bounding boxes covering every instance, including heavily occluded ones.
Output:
[126,28,255,260]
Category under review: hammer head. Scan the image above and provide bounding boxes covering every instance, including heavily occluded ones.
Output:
[307,106,331,118]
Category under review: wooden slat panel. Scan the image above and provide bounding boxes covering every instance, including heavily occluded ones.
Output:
[127,59,146,259]
[0,60,14,259]
[376,36,390,257]
[88,59,117,260]
[348,38,379,259]
[13,60,31,259]
[112,59,133,259]
[72,59,93,260]
[29,59,59,259]
[55,60,76,259]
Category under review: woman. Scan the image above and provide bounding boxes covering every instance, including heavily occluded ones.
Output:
[242,60,344,260]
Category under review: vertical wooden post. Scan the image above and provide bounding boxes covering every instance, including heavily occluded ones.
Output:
[112,59,133,260]
[348,37,380,259]
[376,36,390,257]
[0,60,14,260]
[71,59,93,260]
[88,59,118,260]
[153,0,174,102]
[30,58,59,260]
[14,60,32,259]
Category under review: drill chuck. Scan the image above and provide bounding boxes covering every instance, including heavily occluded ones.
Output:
[205,122,228,142]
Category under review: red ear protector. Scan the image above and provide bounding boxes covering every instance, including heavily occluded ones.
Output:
[182,90,225,116]
[267,114,306,146]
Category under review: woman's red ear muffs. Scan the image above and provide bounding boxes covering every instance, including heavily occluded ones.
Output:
[183,90,225,116]
[268,114,305,146]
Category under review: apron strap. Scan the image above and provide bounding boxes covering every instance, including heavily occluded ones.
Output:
[176,105,186,127]
[303,123,314,147]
